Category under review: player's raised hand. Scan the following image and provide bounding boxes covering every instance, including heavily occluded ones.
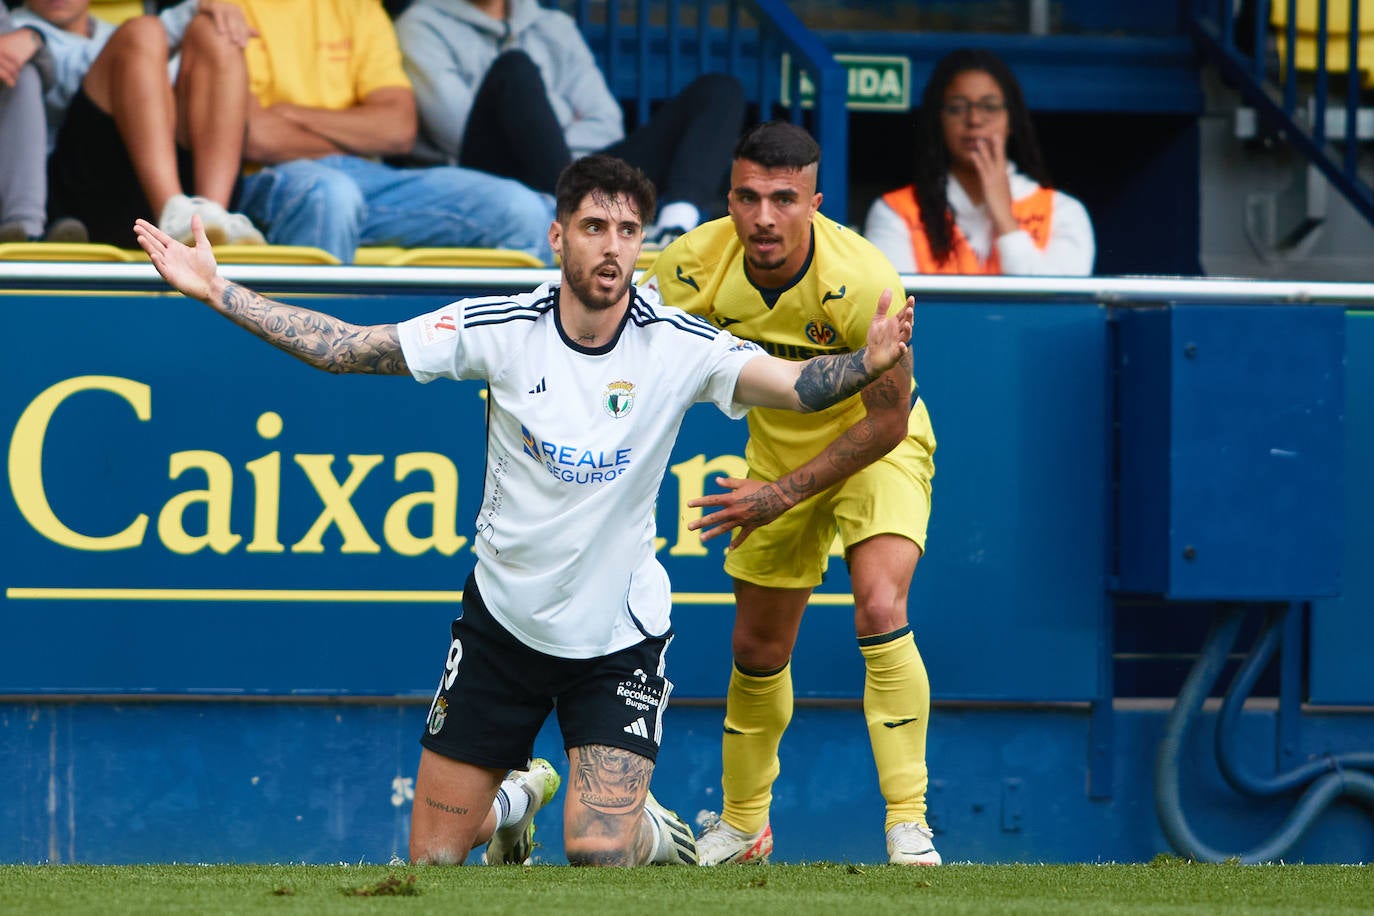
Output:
[862,289,914,377]
[134,215,220,304]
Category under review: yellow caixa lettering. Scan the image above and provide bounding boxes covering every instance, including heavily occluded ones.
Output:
[9,380,467,556]
[8,374,151,550]
[159,450,243,554]
[385,453,467,557]
[663,453,748,557]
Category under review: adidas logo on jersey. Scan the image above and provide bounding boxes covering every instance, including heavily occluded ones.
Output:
[528,377,547,394]
[624,717,650,738]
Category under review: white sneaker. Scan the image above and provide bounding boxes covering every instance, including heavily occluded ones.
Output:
[157,193,205,245]
[219,209,266,245]
[158,195,265,246]
[695,811,773,865]
[886,822,942,865]
[483,758,561,865]
[644,792,698,865]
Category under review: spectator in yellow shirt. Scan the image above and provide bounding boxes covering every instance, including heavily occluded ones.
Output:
[225,0,553,264]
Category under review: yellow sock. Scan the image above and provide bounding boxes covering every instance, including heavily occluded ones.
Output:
[720,661,792,834]
[860,628,931,831]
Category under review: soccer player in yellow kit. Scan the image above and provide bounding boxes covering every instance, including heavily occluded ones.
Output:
[641,121,941,866]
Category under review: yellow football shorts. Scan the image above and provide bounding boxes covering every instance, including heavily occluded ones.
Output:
[723,433,935,590]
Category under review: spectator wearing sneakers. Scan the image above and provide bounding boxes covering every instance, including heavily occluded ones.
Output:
[395,0,744,248]
[12,0,265,248]
[217,0,553,265]
[0,6,86,243]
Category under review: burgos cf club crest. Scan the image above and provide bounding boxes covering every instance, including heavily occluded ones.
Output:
[805,319,839,346]
[427,697,448,735]
[603,380,635,418]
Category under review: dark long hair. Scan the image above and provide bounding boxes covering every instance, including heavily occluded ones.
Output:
[911,48,1049,264]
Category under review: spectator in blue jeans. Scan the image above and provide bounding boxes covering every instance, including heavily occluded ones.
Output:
[226,0,552,264]
[396,0,745,248]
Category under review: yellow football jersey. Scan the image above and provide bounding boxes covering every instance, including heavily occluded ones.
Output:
[643,214,934,475]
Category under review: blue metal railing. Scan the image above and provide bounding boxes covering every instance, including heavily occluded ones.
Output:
[1188,0,1374,227]
[558,0,849,221]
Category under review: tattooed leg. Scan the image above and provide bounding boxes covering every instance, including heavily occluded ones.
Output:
[563,744,657,866]
[408,748,505,864]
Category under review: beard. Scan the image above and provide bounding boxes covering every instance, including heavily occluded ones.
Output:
[564,259,632,311]
[745,250,787,273]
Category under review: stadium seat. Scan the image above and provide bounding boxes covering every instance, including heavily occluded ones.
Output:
[0,242,139,262]
[211,245,341,265]
[353,247,406,266]
[1273,0,1374,87]
[90,0,150,26]
[380,248,546,267]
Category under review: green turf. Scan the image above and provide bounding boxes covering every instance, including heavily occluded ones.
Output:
[3,860,1373,915]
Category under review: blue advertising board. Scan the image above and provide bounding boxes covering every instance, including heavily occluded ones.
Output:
[3,289,1111,704]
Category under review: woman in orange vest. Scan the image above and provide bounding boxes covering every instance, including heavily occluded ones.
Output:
[864,48,1094,275]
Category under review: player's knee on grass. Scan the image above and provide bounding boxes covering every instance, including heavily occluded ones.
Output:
[564,813,652,867]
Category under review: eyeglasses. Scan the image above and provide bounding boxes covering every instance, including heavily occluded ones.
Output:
[941,98,1007,118]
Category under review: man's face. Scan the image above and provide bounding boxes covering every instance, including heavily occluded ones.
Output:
[26,0,91,33]
[727,159,821,284]
[550,190,643,312]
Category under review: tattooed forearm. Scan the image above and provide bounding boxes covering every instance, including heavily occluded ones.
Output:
[794,347,874,412]
[219,282,408,375]
[742,479,806,522]
[775,359,914,505]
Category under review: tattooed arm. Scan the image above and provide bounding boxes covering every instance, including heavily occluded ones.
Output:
[690,350,913,547]
[132,215,409,376]
[731,289,912,412]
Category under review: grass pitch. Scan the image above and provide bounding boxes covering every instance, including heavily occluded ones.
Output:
[4,860,1372,915]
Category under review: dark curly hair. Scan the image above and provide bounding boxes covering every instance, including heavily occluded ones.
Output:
[555,154,658,229]
[911,49,1049,265]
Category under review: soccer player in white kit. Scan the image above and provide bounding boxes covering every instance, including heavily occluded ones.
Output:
[133,154,914,867]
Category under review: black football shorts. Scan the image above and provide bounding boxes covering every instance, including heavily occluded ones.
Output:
[419,572,674,770]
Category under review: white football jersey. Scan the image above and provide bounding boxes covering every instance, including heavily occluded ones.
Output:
[397,283,763,658]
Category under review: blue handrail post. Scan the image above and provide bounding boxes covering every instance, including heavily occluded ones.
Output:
[739,0,849,223]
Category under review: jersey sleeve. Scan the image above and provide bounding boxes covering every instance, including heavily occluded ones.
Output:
[835,246,906,352]
[697,330,764,420]
[396,300,489,383]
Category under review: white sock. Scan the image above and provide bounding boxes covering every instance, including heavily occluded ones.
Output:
[654,202,700,233]
[492,781,531,829]
[645,807,667,859]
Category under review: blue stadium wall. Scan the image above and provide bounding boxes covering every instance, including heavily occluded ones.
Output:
[4,273,1372,864]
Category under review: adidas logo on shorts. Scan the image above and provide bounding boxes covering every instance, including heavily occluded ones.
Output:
[624,717,650,738]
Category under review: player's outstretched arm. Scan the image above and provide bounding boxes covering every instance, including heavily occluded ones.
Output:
[690,346,913,547]
[133,216,409,376]
[693,290,916,546]
[732,288,912,412]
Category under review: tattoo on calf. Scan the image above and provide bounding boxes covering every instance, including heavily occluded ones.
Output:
[574,745,650,816]
[423,796,468,816]
[795,348,872,411]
